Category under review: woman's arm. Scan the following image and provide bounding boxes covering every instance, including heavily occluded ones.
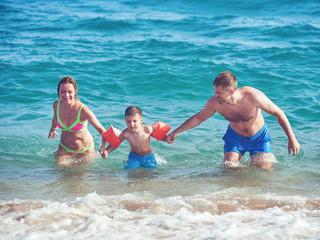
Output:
[48,101,59,139]
[82,106,107,134]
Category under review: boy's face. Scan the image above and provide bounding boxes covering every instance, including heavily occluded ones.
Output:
[125,114,143,133]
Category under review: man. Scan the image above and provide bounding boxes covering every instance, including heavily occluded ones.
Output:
[167,71,300,171]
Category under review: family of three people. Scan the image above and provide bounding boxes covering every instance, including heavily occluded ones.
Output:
[48,71,300,171]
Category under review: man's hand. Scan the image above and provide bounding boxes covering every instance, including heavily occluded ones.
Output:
[166,132,178,144]
[288,138,300,156]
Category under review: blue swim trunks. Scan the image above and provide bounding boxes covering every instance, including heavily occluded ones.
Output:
[223,124,272,156]
[124,152,157,170]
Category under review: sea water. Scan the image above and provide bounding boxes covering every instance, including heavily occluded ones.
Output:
[0,0,319,239]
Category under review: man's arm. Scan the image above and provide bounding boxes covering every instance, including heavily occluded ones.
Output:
[254,89,300,156]
[167,97,216,143]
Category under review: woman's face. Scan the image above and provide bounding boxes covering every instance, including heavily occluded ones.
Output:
[59,83,76,103]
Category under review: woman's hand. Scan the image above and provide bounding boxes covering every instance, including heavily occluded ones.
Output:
[48,128,58,139]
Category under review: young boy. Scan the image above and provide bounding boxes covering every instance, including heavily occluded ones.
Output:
[100,106,169,170]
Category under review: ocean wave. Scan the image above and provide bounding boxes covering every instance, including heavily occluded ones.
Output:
[77,17,135,31]
[0,191,319,240]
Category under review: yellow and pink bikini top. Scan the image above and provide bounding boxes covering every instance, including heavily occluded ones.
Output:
[57,99,88,132]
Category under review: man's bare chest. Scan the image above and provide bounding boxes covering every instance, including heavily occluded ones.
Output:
[217,105,254,123]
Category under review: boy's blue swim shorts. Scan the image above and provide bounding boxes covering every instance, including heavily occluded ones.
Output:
[124,152,157,170]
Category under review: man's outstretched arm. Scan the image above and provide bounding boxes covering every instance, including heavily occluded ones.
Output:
[167,98,216,143]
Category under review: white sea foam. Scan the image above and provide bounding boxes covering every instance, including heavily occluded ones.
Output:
[155,153,168,166]
[1,191,319,240]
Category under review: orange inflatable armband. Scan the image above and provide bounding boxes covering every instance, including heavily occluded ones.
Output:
[151,121,171,141]
[102,125,123,147]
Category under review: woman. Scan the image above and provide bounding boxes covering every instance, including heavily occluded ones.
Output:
[48,76,106,166]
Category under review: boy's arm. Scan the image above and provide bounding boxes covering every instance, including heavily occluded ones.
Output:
[150,124,171,142]
[99,136,118,159]
[99,131,125,159]
[106,145,118,154]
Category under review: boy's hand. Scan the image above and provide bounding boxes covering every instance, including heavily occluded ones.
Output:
[101,150,108,159]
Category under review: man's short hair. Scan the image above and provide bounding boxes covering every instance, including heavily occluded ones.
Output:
[213,71,237,90]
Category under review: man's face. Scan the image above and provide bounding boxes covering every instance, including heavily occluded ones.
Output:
[214,85,233,104]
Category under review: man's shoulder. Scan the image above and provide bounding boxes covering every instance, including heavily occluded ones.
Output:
[238,86,262,98]
[239,86,258,93]
[207,95,218,104]
[238,86,268,106]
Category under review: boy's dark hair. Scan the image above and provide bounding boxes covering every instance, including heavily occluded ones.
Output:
[125,106,142,117]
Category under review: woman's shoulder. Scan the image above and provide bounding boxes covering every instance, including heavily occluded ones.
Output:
[53,100,59,108]
[75,99,87,109]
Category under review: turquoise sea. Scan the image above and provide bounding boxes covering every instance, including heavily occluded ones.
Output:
[1,0,320,239]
